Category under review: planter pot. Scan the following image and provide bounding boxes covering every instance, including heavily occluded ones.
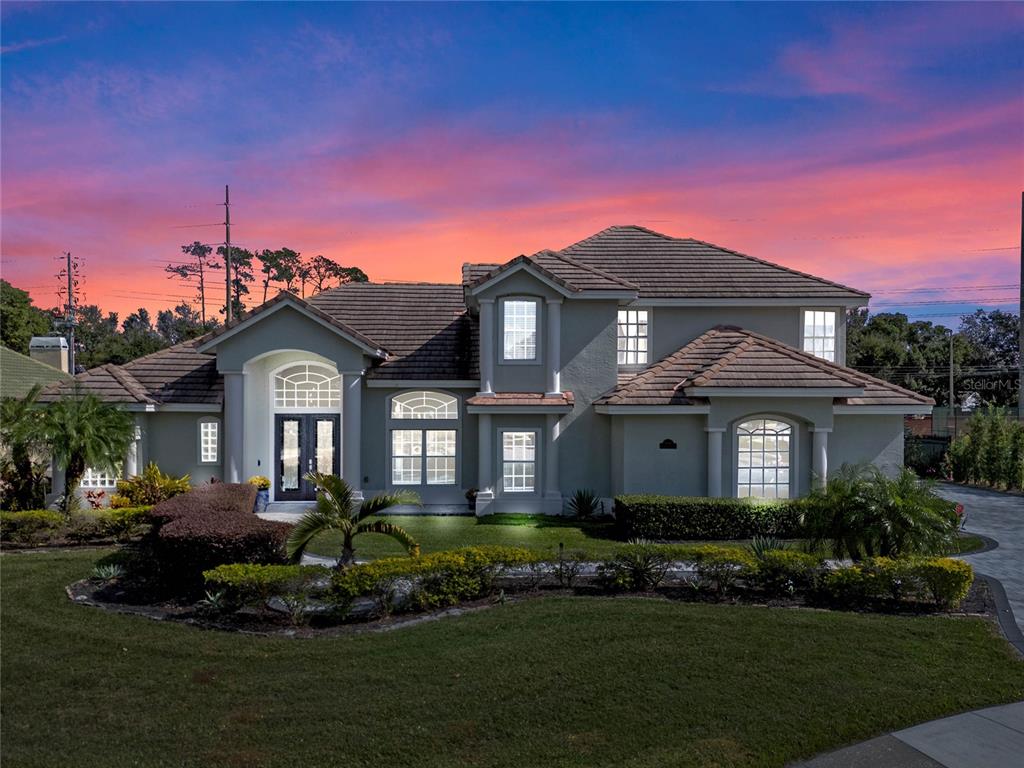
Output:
[254,489,270,514]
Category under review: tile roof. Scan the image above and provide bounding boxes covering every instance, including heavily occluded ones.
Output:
[309,283,478,380]
[559,225,870,300]
[463,250,637,294]
[0,346,71,400]
[466,391,575,407]
[598,326,932,408]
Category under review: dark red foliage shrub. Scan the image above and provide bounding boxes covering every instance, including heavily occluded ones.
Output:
[146,484,291,593]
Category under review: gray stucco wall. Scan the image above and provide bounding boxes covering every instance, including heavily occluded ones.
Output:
[615,415,707,495]
[830,414,905,478]
[137,410,224,485]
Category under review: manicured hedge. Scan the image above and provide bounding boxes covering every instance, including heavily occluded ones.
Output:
[0,510,65,544]
[147,484,290,591]
[614,495,802,540]
[817,557,973,609]
[203,563,329,609]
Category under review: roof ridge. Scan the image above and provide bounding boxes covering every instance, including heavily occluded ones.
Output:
[686,334,756,388]
[103,364,156,404]
[605,327,721,403]
[548,250,639,290]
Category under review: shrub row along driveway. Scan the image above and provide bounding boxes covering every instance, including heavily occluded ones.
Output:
[938,483,1024,632]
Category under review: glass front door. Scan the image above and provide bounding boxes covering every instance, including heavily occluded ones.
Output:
[274,414,340,500]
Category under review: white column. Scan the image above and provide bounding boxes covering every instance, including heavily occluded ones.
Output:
[224,372,244,483]
[343,373,363,497]
[124,424,142,478]
[478,299,495,396]
[546,298,562,395]
[811,428,830,489]
[476,413,494,515]
[706,427,724,498]
[544,413,561,506]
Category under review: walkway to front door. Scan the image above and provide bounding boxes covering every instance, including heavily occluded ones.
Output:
[275,413,340,501]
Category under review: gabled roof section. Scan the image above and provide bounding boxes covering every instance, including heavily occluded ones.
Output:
[598,326,933,408]
[560,225,870,302]
[197,291,388,358]
[464,249,638,296]
[309,283,478,380]
[0,346,71,400]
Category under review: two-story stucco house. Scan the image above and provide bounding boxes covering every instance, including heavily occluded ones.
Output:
[42,225,933,513]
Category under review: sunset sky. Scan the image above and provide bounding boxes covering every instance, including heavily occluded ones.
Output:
[1,2,1021,323]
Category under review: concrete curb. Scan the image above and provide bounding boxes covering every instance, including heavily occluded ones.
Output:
[976,572,1024,658]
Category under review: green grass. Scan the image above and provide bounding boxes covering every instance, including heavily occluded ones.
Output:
[302,515,987,561]
[3,550,1023,768]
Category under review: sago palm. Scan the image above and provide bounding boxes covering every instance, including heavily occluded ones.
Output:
[44,388,136,514]
[286,472,421,566]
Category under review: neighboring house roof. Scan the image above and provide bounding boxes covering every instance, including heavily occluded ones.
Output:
[559,225,870,301]
[309,283,478,380]
[598,326,933,408]
[0,346,71,400]
[463,250,638,295]
[38,339,223,406]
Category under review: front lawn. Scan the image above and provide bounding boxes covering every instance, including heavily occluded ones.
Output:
[3,550,1023,768]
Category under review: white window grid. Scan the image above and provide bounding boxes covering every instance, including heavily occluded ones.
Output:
[802,310,837,362]
[617,309,649,365]
[80,467,119,488]
[736,419,792,499]
[502,431,536,493]
[391,391,458,420]
[390,429,456,486]
[503,300,537,360]
[200,420,219,463]
[274,364,340,409]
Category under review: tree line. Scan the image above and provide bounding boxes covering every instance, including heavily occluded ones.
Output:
[0,247,367,370]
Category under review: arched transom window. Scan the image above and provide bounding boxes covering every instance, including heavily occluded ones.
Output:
[391,391,458,420]
[274,364,340,409]
[736,419,792,499]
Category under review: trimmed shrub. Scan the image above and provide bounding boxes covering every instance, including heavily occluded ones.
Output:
[668,544,756,597]
[111,462,190,507]
[745,549,823,596]
[147,483,290,592]
[817,557,974,609]
[615,495,801,540]
[0,510,64,544]
[203,563,329,610]
[97,506,152,541]
[911,558,973,608]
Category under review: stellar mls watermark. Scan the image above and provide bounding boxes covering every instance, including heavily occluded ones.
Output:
[960,375,1020,393]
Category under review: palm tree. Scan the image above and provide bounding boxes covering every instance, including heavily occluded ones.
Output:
[286,472,421,566]
[0,385,49,510]
[44,388,135,514]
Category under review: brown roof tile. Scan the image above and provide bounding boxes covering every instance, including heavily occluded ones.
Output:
[466,391,575,407]
[463,250,637,294]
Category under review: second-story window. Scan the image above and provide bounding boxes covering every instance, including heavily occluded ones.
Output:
[802,310,837,362]
[617,309,649,365]
[503,299,538,361]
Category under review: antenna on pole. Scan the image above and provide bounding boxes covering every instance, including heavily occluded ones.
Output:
[224,185,233,323]
[55,251,80,374]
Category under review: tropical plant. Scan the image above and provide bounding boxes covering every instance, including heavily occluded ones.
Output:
[110,462,190,506]
[748,535,788,559]
[286,472,421,566]
[597,540,670,591]
[567,488,600,520]
[43,389,135,514]
[800,464,957,561]
[0,385,50,510]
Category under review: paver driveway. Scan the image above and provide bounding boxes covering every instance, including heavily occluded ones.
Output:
[937,483,1024,632]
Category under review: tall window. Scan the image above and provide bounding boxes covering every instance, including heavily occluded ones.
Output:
[274,363,340,409]
[502,299,538,361]
[502,431,536,493]
[80,467,119,488]
[736,419,791,499]
[389,391,458,486]
[617,309,649,365]
[802,310,837,362]
[199,419,219,464]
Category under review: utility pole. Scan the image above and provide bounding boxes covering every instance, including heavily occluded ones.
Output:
[224,184,233,323]
[1018,190,1023,422]
[55,251,80,374]
[949,329,956,438]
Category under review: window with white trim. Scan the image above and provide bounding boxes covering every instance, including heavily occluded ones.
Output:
[502,299,538,361]
[502,431,536,493]
[199,419,219,464]
[274,363,340,409]
[391,391,458,419]
[736,419,791,499]
[391,429,423,485]
[802,310,837,362]
[80,467,119,488]
[617,309,649,365]
[390,429,457,486]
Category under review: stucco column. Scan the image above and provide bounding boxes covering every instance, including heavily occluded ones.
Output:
[706,427,724,498]
[476,413,494,515]
[546,298,562,395]
[544,413,561,502]
[811,428,830,489]
[342,373,363,496]
[124,424,142,478]
[478,299,495,396]
[223,372,244,483]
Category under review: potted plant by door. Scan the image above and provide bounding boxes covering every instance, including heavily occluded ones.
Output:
[248,475,271,513]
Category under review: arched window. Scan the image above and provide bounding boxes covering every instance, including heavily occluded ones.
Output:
[274,363,340,409]
[391,391,458,420]
[736,418,792,499]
